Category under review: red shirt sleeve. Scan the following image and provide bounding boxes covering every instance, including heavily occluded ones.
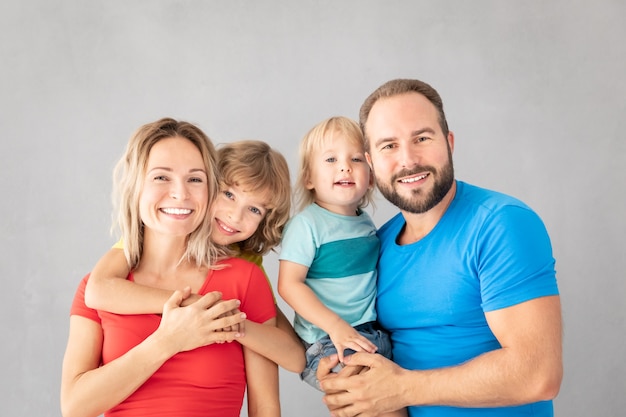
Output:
[69,274,101,323]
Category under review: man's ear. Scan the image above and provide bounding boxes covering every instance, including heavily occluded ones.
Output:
[365,152,375,189]
[447,131,455,153]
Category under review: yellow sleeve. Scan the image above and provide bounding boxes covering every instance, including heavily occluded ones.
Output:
[112,238,124,249]
[238,251,276,303]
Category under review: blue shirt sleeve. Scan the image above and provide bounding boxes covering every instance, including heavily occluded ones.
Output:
[478,205,559,312]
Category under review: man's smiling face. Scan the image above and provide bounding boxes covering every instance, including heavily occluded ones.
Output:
[365,92,455,214]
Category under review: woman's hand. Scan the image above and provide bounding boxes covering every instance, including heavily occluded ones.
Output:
[156,290,247,354]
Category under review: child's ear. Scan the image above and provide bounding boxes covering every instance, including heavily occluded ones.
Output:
[304,173,315,190]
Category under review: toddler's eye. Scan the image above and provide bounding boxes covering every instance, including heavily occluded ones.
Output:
[325,157,336,163]
[223,190,234,199]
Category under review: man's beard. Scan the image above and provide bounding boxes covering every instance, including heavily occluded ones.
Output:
[375,153,454,214]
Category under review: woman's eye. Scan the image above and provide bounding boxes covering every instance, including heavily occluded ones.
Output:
[189,177,204,183]
[154,175,168,181]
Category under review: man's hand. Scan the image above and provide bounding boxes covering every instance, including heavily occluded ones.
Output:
[317,352,409,417]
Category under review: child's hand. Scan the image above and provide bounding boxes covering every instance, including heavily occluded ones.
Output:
[328,319,377,364]
[215,302,245,340]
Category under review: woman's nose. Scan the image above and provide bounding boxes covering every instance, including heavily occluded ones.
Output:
[170,181,189,200]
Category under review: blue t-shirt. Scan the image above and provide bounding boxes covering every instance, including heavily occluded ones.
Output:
[279,203,379,343]
[376,181,559,417]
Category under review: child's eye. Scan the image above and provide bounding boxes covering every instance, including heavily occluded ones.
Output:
[249,206,263,216]
[223,190,234,199]
[325,157,336,163]
[352,157,364,163]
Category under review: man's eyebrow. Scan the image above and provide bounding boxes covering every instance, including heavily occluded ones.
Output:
[411,127,436,136]
[373,136,396,147]
[373,127,437,147]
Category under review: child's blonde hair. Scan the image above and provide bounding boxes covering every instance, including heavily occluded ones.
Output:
[217,140,291,255]
[295,116,374,212]
[112,117,225,269]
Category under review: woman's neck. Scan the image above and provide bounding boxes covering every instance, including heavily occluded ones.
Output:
[135,231,190,277]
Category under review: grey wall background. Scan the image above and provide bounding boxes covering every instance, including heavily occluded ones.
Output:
[1,1,624,416]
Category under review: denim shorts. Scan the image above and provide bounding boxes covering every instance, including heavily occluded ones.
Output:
[300,321,392,391]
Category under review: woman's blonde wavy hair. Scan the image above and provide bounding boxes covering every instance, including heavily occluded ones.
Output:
[112,117,226,269]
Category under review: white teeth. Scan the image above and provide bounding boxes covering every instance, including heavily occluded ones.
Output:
[217,220,236,233]
[162,208,192,215]
[336,181,352,185]
[220,223,235,233]
[400,174,428,183]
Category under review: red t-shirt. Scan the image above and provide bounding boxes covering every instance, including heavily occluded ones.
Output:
[70,257,276,417]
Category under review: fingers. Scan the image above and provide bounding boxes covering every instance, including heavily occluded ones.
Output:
[337,347,346,364]
[317,353,341,386]
[208,329,241,344]
[176,291,247,334]
[216,307,244,334]
[335,336,377,364]
[193,291,223,309]
[180,286,192,299]
[336,358,365,377]
[342,351,377,368]
[211,310,247,334]
[163,289,185,313]
[357,337,378,353]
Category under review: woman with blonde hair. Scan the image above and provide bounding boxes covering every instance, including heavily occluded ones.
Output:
[82,138,305,374]
[61,118,280,417]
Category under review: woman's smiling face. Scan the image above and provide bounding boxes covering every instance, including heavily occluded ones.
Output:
[139,136,209,238]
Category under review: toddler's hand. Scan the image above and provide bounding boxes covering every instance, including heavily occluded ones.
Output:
[328,319,377,364]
